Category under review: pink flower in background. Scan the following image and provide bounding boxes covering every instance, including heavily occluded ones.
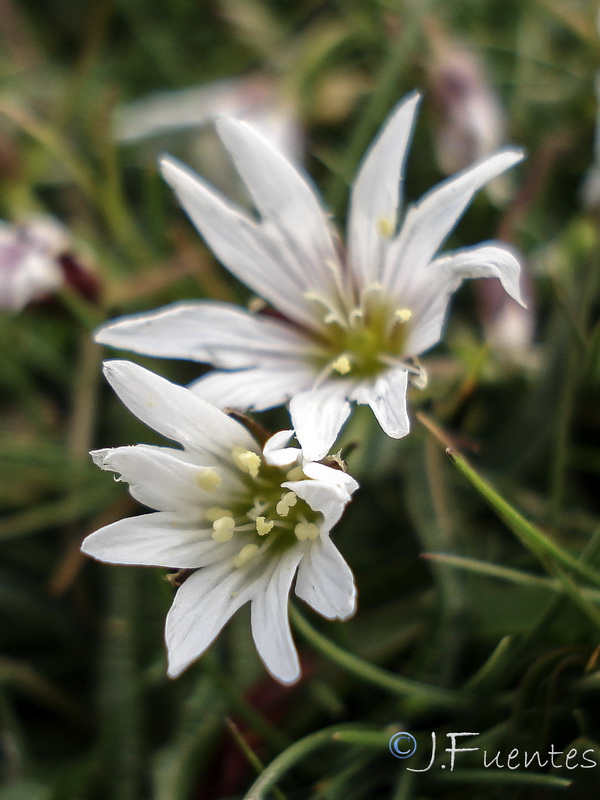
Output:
[580,12,600,215]
[427,43,506,175]
[427,43,534,356]
[0,217,68,311]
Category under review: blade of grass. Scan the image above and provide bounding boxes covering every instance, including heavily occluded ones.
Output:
[445,445,600,590]
[418,410,600,589]
[226,719,287,800]
[152,675,227,800]
[243,724,388,800]
[290,607,461,708]
[439,769,571,788]
[423,552,600,604]
[98,568,142,800]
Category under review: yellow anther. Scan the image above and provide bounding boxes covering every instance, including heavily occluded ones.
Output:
[232,447,261,478]
[234,543,260,568]
[377,216,395,238]
[286,466,304,481]
[211,516,235,542]
[276,500,289,516]
[206,506,233,523]
[196,468,221,491]
[294,522,320,541]
[255,516,274,536]
[303,290,320,302]
[276,491,298,517]
[248,296,266,313]
[331,355,352,375]
[394,308,412,323]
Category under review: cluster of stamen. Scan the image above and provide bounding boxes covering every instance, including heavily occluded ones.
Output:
[306,280,414,382]
[203,448,321,569]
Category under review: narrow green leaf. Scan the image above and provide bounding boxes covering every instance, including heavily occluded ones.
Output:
[446,448,600,589]
[290,607,461,708]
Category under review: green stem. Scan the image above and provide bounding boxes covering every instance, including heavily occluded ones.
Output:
[243,724,386,800]
[290,607,461,708]
[424,552,600,605]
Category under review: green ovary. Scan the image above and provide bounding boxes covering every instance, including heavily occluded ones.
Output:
[314,294,412,379]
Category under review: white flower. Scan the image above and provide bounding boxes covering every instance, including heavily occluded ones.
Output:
[114,73,303,164]
[95,92,526,460]
[0,216,68,311]
[81,360,357,684]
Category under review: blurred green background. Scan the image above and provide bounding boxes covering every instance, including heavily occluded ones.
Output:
[1,0,600,798]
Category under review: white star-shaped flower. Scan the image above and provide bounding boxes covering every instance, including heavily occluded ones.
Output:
[81,359,357,684]
[96,92,525,460]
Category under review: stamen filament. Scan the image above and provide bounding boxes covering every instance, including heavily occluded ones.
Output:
[206,506,234,522]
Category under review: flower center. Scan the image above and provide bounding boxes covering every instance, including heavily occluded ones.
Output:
[208,449,321,568]
[307,284,413,380]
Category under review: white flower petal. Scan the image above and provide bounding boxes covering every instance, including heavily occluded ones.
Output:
[160,156,323,330]
[165,557,263,678]
[102,360,255,459]
[289,382,352,462]
[283,478,352,532]
[300,461,359,496]
[405,243,526,356]
[95,302,313,368]
[348,92,420,286]
[384,149,524,297]
[189,364,314,413]
[90,444,237,512]
[215,117,342,305]
[262,430,301,467]
[81,511,231,568]
[435,242,525,305]
[353,369,410,439]
[295,537,356,620]
[250,547,304,684]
